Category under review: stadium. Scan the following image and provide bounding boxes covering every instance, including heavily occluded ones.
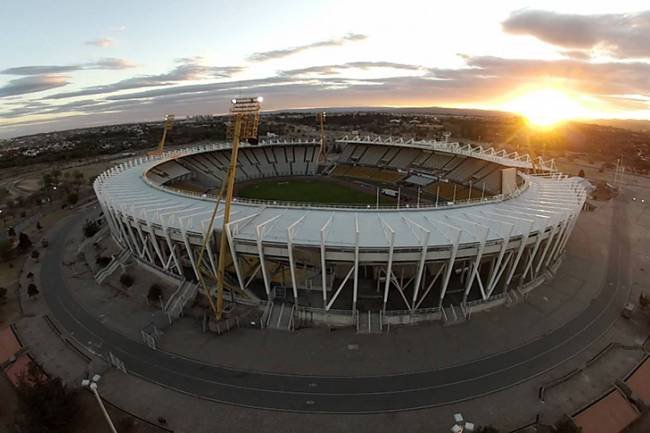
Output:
[93,136,587,328]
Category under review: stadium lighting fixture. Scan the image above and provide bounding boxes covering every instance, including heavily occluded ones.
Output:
[195,96,264,321]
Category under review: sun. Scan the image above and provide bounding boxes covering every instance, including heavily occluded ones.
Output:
[504,88,587,128]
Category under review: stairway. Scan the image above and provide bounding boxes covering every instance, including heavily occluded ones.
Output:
[442,304,467,327]
[356,311,383,334]
[264,303,295,331]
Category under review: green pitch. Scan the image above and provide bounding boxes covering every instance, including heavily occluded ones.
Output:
[236,178,395,205]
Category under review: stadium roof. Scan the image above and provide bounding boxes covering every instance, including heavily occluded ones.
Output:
[95,142,586,250]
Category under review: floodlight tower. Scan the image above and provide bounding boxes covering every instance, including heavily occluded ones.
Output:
[149,114,175,155]
[213,96,263,319]
[317,112,327,162]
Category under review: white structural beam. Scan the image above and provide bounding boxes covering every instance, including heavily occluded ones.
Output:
[320,214,334,308]
[255,214,281,298]
[287,215,306,304]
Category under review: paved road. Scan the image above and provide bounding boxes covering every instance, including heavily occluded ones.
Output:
[41,195,630,413]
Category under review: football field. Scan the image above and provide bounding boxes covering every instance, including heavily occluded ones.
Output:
[236,177,395,205]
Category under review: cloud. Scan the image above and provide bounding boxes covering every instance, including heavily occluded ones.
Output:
[46,59,244,99]
[0,75,69,97]
[92,57,137,69]
[502,9,650,58]
[1,58,136,76]
[248,33,367,61]
[0,65,81,75]
[5,55,650,136]
[280,61,423,77]
[85,37,113,48]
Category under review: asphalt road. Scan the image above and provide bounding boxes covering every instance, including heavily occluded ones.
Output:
[40,195,630,414]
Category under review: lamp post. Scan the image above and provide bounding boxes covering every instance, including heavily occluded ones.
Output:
[82,374,118,433]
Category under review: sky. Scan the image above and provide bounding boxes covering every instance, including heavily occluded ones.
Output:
[1,0,650,137]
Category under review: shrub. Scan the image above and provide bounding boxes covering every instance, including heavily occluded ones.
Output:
[66,192,79,206]
[27,283,39,297]
[95,256,111,268]
[640,293,649,310]
[0,287,7,302]
[477,427,501,433]
[31,249,40,260]
[555,419,581,433]
[17,232,32,252]
[120,273,134,287]
[82,219,100,238]
[147,284,163,301]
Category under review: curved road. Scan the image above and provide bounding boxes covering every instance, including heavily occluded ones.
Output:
[41,195,630,414]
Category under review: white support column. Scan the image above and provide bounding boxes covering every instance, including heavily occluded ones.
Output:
[554,211,579,260]
[486,224,514,297]
[383,228,395,313]
[205,239,218,279]
[287,216,305,304]
[134,222,154,262]
[352,214,360,312]
[320,215,333,308]
[102,203,121,242]
[224,222,246,294]
[124,216,143,256]
[463,226,489,302]
[145,218,166,269]
[535,220,560,275]
[547,212,573,265]
[520,223,545,284]
[180,225,201,282]
[162,223,182,276]
[256,226,271,298]
[114,209,137,254]
[505,220,534,286]
[411,230,430,309]
[439,230,461,308]
[255,215,282,298]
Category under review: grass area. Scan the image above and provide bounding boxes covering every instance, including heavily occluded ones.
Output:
[237,178,395,205]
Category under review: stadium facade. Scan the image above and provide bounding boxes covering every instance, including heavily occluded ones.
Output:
[94,136,587,326]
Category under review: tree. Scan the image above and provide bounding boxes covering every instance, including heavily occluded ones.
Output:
[0,239,13,262]
[17,232,32,252]
[66,192,79,206]
[120,273,134,287]
[7,226,16,237]
[148,283,163,302]
[27,283,39,298]
[82,219,100,238]
[31,249,40,260]
[0,286,7,304]
[578,169,585,178]
[36,221,42,230]
[15,362,79,433]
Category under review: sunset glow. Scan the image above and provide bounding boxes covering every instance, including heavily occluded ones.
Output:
[502,89,589,128]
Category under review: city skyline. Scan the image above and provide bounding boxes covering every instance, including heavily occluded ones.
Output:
[1,0,650,137]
